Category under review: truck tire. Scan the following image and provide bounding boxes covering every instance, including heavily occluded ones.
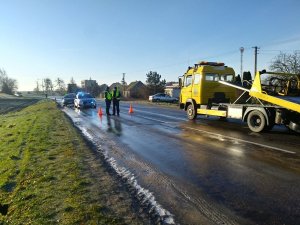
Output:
[288,121,300,133]
[187,104,197,120]
[247,110,266,132]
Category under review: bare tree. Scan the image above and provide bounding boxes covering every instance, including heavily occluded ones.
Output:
[33,80,40,93]
[269,51,300,74]
[43,78,53,95]
[0,68,18,94]
[55,77,66,94]
[70,77,76,84]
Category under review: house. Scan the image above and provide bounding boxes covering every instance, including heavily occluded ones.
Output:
[109,82,123,90]
[165,82,180,98]
[126,81,148,99]
[67,83,78,93]
[81,79,98,93]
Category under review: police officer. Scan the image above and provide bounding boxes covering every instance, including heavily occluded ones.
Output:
[112,86,121,116]
[104,87,112,115]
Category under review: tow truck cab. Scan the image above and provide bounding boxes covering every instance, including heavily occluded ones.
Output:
[179,62,237,111]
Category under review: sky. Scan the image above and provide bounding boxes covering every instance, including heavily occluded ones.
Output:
[1,0,300,91]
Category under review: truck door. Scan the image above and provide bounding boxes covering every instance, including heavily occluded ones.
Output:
[192,74,201,104]
[180,74,193,103]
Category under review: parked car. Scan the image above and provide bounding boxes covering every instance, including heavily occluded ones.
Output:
[149,93,178,103]
[14,92,23,97]
[74,92,97,109]
[62,93,76,106]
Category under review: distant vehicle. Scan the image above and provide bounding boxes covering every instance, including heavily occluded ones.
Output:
[74,92,97,109]
[149,93,178,103]
[62,93,76,106]
[14,92,23,97]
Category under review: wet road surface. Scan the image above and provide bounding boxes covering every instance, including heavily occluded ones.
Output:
[62,100,300,225]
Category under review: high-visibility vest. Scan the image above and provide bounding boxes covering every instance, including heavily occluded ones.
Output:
[105,91,112,100]
[112,88,121,99]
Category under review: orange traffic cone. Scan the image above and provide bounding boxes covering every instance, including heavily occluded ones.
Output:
[129,104,134,114]
[98,107,103,116]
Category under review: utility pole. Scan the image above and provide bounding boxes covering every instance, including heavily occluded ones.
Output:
[240,47,244,80]
[122,73,126,93]
[252,46,260,77]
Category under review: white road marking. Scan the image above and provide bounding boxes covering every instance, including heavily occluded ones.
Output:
[184,126,296,154]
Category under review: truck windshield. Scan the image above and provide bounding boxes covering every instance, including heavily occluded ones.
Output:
[205,73,219,81]
[185,75,192,86]
[220,74,234,82]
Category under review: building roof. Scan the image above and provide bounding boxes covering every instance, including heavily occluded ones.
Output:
[127,81,146,91]
[109,82,122,89]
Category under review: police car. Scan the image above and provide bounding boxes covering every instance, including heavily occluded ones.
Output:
[74,92,97,109]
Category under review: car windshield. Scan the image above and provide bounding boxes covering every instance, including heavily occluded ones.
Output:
[78,94,93,99]
[65,94,75,98]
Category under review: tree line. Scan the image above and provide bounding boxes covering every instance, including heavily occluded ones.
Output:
[0,69,18,95]
[34,77,68,95]
[33,71,167,97]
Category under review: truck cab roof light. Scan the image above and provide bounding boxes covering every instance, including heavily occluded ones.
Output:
[198,61,225,66]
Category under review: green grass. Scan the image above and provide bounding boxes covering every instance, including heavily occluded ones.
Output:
[0,100,140,224]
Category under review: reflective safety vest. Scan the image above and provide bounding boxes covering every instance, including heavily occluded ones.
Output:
[105,91,112,100]
[112,88,121,100]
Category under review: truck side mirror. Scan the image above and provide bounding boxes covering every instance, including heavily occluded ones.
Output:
[179,77,182,88]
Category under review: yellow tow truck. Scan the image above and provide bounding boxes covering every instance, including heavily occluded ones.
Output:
[179,61,300,133]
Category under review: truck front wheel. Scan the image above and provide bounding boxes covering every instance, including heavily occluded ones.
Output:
[187,104,197,120]
[247,110,266,132]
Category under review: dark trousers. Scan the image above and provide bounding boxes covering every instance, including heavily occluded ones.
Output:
[105,100,111,115]
[113,99,120,115]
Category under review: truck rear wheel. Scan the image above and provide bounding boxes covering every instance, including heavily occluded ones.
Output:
[247,110,266,132]
[187,104,197,120]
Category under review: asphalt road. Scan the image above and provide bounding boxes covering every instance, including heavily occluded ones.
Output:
[62,100,300,225]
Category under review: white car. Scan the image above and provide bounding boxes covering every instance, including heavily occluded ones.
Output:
[74,92,97,109]
[149,93,178,103]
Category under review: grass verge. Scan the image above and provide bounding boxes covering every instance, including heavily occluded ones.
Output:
[0,100,147,224]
